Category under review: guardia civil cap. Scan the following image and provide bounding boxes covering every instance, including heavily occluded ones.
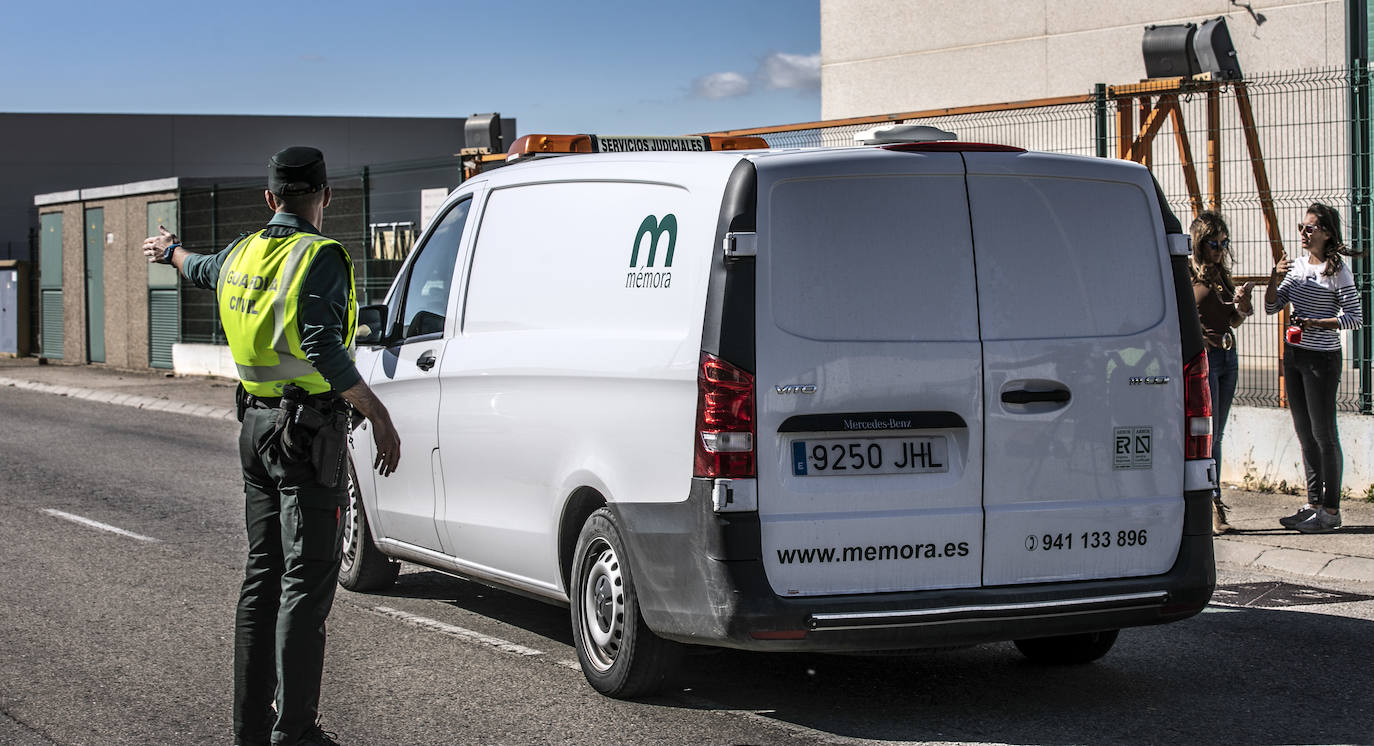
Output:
[268,146,328,196]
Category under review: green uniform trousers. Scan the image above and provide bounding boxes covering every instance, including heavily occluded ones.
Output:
[233,405,347,746]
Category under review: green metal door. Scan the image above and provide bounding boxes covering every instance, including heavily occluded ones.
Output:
[39,213,63,359]
[147,200,180,369]
[85,207,105,363]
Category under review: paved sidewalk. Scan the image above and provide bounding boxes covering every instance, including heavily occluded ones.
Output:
[2,356,1371,584]
[1214,488,1374,585]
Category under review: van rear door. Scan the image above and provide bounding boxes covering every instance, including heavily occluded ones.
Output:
[964,153,1184,586]
[752,150,984,597]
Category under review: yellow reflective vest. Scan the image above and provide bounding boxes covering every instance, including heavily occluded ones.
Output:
[216,230,356,396]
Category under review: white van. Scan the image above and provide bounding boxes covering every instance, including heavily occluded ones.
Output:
[341,132,1218,698]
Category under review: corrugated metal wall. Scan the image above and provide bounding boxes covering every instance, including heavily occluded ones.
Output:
[40,290,62,359]
[148,290,177,369]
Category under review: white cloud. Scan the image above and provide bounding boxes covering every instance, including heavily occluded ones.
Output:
[758,52,820,92]
[692,71,752,99]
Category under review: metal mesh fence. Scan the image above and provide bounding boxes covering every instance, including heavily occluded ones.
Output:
[730,67,1372,413]
[1139,67,1364,412]
[177,157,463,344]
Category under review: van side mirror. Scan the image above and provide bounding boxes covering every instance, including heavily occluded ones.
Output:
[356,304,396,347]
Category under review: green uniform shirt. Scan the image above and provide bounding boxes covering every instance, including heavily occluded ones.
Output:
[182,212,362,392]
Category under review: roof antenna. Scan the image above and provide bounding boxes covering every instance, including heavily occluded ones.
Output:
[1229,0,1266,26]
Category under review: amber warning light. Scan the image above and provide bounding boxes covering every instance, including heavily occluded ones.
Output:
[507,134,768,160]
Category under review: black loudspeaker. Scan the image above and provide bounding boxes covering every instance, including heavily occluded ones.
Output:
[1194,17,1242,80]
[1143,23,1199,78]
[464,113,503,153]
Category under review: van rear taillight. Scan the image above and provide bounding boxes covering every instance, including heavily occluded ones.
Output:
[1183,351,1213,460]
[694,352,756,478]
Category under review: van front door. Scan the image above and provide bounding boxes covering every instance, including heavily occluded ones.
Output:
[752,151,984,597]
[368,197,472,552]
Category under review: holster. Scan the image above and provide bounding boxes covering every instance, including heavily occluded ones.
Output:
[311,403,351,489]
[252,384,352,487]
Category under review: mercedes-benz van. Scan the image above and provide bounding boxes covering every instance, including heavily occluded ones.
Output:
[340,132,1217,698]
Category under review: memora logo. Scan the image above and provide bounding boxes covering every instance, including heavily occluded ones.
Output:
[626,214,675,289]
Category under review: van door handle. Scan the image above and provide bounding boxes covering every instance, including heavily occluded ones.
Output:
[416,350,437,371]
[1001,388,1070,405]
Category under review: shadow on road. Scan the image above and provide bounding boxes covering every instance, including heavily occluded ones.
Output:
[361,569,1374,745]
[664,605,1374,745]
[376,568,575,646]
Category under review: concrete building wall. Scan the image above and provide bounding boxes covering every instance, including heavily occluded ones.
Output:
[2,113,516,264]
[821,0,1347,119]
[55,206,85,364]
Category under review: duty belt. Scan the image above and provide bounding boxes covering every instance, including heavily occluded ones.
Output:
[236,384,338,411]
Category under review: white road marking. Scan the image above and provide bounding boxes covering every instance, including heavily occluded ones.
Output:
[371,606,545,657]
[673,692,880,746]
[41,508,159,543]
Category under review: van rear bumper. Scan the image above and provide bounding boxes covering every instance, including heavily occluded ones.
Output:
[613,480,1215,652]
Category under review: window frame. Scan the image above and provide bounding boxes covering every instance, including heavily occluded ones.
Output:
[392,196,473,344]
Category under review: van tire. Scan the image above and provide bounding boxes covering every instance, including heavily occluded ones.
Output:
[338,459,400,592]
[1013,629,1119,665]
[570,508,681,698]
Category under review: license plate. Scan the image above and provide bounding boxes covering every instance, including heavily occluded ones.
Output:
[791,436,949,476]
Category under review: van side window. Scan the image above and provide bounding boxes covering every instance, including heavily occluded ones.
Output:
[400,198,471,339]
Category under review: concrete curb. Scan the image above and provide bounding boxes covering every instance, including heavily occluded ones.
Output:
[1214,536,1374,584]
[0,375,236,422]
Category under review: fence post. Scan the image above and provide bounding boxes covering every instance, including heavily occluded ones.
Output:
[360,166,371,305]
[1349,0,1372,413]
[210,184,223,346]
[1094,83,1108,158]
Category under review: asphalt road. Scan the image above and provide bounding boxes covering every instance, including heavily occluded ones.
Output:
[2,386,1373,746]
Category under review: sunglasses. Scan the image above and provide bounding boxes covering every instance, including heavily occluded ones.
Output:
[1298,223,1322,236]
[1206,238,1231,250]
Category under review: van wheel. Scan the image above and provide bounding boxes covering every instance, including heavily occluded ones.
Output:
[338,459,399,592]
[1014,629,1119,665]
[570,508,681,698]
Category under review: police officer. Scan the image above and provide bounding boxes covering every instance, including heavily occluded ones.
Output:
[142,146,401,746]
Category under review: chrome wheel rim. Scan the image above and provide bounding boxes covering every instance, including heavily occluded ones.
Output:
[580,538,625,673]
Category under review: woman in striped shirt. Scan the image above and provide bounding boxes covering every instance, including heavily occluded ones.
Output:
[1264,202,1364,533]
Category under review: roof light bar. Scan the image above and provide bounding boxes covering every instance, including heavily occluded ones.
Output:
[507,134,768,160]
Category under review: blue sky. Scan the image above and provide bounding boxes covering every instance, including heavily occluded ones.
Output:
[2,0,820,135]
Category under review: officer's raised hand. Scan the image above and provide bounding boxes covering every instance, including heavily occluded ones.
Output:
[141,225,184,267]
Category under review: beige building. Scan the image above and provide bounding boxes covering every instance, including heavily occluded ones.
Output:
[821,0,1351,118]
[35,180,182,370]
